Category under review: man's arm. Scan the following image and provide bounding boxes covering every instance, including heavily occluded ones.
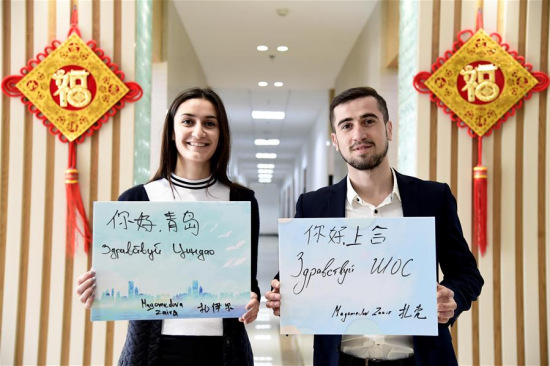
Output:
[437,183,484,325]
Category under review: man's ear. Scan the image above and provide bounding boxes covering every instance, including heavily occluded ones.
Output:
[331,133,339,152]
[386,120,393,141]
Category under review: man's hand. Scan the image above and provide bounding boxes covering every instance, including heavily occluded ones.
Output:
[239,292,260,324]
[437,284,457,323]
[265,279,281,316]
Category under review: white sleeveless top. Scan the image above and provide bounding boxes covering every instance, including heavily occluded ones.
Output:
[144,174,230,336]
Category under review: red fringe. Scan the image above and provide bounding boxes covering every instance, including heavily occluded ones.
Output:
[473,165,487,255]
[65,142,91,255]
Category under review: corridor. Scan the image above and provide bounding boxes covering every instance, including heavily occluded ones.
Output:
[246,235,314,366]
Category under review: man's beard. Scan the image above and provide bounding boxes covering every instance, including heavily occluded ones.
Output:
[339,138,389,171]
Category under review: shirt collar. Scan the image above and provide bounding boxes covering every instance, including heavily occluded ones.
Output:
[170,173,217,190]
[346,168,402,207]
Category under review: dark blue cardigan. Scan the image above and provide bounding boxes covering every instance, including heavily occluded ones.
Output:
[116,183,260,366]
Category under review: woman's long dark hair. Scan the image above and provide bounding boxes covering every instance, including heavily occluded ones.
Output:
[150,87,241,189]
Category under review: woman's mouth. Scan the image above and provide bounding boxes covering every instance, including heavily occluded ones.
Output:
[187,141,209,147]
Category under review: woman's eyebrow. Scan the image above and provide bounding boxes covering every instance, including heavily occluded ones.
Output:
[178,113,218,120]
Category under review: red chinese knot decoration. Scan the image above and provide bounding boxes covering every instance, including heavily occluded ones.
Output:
[413,11,549,256]
[1,8,143,255]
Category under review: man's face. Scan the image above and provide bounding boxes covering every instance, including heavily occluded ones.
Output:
[331,96,392,171]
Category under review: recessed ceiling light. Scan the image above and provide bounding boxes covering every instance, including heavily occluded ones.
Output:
[258,169,274,174]
[257,163,275,169]
[252,111,285,120]
[258,178,272,184]
[258,81,268,87]
[273,82,284,87]
[276,8,289,17]
[256,153,277,159]
[254,139,280,146]
[257,45,268,51]
[258,174,273,179]
[277,46,288,52]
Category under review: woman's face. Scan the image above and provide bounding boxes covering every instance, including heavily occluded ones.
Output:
[173,98,220,175]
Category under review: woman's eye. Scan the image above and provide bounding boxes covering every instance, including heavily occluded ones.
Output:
[205,121,217,128]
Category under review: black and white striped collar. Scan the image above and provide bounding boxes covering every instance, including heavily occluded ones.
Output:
[170,173,217,190]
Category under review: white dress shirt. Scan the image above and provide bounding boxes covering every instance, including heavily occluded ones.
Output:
[340,168,414,360]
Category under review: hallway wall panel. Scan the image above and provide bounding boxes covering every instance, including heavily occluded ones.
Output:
[420,1,550,365]
[0,1,137,365]
[334,1,549,365]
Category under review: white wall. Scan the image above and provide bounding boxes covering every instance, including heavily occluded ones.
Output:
[280,94,331,218]
[149,3,208,175]
[166,1,208,103]
[305,103,331,191]
[250,183,280,235]
[332,1,399,180]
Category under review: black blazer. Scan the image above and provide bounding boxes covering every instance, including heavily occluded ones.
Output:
[294,171,483,366]
[117,183,260,366]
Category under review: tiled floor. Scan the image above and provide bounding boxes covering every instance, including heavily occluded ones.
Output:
[246,235,314,366]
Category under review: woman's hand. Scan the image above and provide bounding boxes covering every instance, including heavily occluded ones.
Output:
[239,292,260,324]
[76,269,96,309]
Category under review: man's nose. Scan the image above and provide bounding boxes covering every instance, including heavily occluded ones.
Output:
[351,124,366,141]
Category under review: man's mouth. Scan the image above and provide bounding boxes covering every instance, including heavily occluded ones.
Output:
[351,142,373,151]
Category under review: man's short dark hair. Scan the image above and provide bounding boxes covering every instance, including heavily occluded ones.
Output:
[329,87,389,131]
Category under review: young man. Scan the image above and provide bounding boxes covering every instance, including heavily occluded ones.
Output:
[266,87,484,366]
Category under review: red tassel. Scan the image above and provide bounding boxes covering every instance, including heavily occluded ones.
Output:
[473,165,487,255]
[65,142,91,255]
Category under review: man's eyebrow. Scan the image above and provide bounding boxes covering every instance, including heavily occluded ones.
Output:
[336,113,379,126]
[360,113,379,120]
[336,117,353,127]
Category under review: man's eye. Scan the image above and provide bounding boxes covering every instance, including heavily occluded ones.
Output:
[341,124,351,130]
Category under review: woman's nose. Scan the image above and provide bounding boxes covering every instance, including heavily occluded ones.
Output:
[192,123,205,137]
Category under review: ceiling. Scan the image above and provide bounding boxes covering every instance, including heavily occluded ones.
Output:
[172,1,377,185]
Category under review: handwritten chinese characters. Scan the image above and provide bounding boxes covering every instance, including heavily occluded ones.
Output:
[278,217,437,336]
[106,209,199,235]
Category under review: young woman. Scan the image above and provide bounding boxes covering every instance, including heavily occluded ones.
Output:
[76,88,260,365]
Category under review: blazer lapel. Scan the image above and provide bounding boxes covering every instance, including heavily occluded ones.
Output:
[328,177,347,218]
[395,170,420,217]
